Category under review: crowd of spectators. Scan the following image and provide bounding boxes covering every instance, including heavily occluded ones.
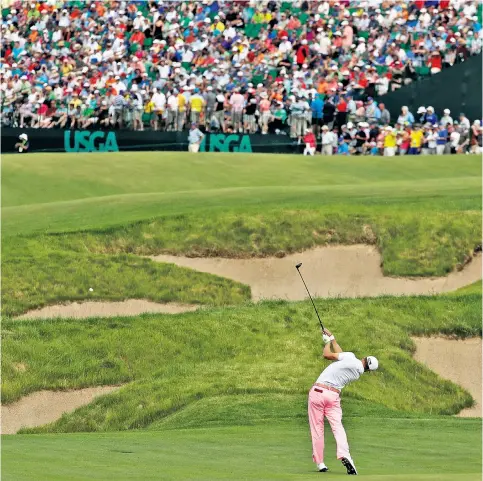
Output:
[300,106,483,156]
[2,0,482,135]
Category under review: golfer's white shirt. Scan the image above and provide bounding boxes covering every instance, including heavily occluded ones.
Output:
[316,352,364,390]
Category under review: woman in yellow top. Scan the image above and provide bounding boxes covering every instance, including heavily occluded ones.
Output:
[383,127,397,157]
[409,126,424,155]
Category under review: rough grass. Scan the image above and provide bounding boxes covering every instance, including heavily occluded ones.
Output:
[2,153,481,317]
[1,254,250,317]
[3,291,480,433]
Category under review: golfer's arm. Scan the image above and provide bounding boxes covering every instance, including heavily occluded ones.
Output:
[331,339,343,353]
[323,342,340,360]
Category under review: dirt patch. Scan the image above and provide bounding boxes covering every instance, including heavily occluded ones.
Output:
[16,300,199,320]
[412,337,482,417]
[1,386,122,434]
[151,246,481,300]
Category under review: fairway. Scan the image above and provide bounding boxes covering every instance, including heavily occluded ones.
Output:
[3,420,481,481]
[2,151,481,481]
[2,153,480,236]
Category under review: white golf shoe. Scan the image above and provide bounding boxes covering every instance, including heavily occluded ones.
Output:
[317,463,329,472]
[341,456,358,475]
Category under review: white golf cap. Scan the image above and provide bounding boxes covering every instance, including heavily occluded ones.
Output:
[366,356,379,371]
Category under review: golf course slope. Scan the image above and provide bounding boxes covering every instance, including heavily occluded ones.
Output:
[413,336,482,417]
[2,152,481,481]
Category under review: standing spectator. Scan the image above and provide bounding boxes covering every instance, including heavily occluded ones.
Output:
[470,120,482,154]
[409,125,424,155]
[449,125,461,154]
[426,127,438,155]
[397,106,414,126]
[259,93,272,135]
[190,88,205,126]
[354,123,368,155]
[244,98,258,134]
[229,88,245,133]
[383,127,397,157]
[459,113,471,131]
[188,123,204,153]
[399,126,411,156]
[436,124,449,155]
[364,98,377,124]
[151,88,166,131]
[303,128,316,156]
[424,107,438,125]
[290,95,306,140]
[320,125,334,156]
[440,109,454,127]
[166,89,179,132]
[379,103,391,126]
[311,94,324,137]
[322,97,336,130]
[204,86,217,131]
[213,91,226,133]
[177,89,188,132]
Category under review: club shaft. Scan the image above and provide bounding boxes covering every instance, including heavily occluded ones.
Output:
[296,269,324,329]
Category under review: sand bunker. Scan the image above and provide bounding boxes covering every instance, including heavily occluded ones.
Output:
[151,246,481,300]
[2,386,121,434]
[412,337,482,417]
[16,300,199,320]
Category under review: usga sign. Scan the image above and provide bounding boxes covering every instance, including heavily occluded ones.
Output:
[64,130,119,153]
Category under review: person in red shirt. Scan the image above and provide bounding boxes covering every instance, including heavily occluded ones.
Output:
[428,51,442,74]
[303,128,317,156]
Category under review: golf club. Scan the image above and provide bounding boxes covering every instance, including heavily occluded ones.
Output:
[295,263,325,330]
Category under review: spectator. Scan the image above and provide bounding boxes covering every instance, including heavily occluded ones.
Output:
[15,133,29,153]
[320,125,334,156]
[440,109,454,127]
[449,125,461,154]
[188,123,204,153]
[409,125,424,155]
[397,106,415,126]
[436,124,449,155]
[303,128,316,156]
[379,103,391,126]
[383,127,397,157]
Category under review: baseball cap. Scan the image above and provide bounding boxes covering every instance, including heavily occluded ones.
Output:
[366,356,379,371]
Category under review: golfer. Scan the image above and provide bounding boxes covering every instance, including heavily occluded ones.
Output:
[308,328,379,475]
[188,123,205,153]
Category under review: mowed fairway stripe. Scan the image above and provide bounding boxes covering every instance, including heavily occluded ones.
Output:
[3,177,480,236]
[2,421,481,481]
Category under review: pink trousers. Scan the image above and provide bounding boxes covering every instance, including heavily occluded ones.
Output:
[308,386,350,464]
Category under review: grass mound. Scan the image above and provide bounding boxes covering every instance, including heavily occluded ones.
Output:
[2,254,250,317]
[3,291,480,433]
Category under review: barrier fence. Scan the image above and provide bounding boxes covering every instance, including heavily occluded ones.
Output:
[2,128,304,154]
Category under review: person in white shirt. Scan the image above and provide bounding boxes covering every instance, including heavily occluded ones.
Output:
[321,125,334,156]
[151,88,166,130]
[308,328,379,475]
[440,109,453,127]
[450,127,461,154]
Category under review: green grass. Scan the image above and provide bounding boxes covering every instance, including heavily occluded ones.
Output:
[3,153,480,237]
[3,292,480,432]
[2,152,482,480]
[1,253,250,317]
[2,153,481,316]
[3,421,481,481]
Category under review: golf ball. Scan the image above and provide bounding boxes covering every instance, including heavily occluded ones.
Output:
[89,288,93,292]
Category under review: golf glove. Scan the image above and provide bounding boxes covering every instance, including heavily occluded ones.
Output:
[322,334,334,344]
